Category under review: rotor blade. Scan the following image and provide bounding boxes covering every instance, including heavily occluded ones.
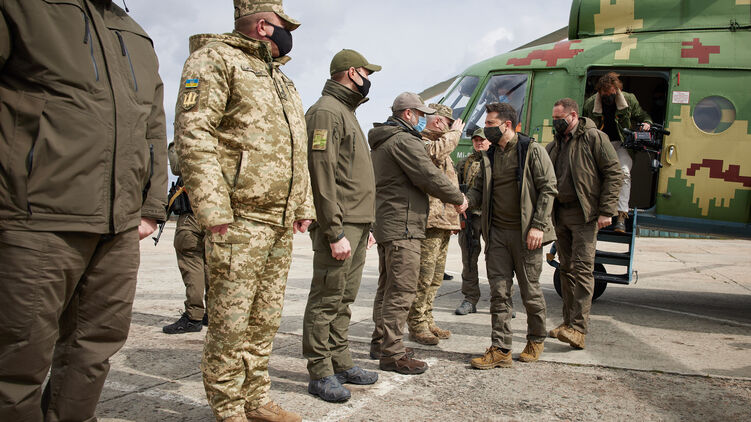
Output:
[512,26,569,51]
[418,76,458,102]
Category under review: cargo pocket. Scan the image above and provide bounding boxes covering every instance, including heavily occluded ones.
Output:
[522,246,544,283]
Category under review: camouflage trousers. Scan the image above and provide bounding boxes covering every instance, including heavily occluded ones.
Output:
[408,228,452,332]
[202,217,292,421]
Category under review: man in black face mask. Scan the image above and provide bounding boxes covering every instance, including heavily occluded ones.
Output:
[582,72,652,232]
[465,102,558,369]
[302,49,381,403]
[546,98,622,351]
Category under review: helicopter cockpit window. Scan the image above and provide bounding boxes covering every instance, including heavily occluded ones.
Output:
[464,74,528,136]
[693,96,736,134]
[441,76,480,121]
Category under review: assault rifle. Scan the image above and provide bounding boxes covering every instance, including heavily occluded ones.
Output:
[152,180,189,246]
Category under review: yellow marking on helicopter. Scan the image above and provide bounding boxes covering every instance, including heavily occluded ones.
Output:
[594,0,644,60]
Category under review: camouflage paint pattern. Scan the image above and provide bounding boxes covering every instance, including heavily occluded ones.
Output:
[423,128,462,231]
[408,228,451,332]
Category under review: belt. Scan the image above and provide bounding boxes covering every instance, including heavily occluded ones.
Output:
[556,200,579,209]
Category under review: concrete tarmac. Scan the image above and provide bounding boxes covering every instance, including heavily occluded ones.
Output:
[98,224,751,421]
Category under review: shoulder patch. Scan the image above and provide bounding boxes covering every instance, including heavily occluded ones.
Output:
[181,90,199,111]
[312,129,328,151]
[184,78,200,89]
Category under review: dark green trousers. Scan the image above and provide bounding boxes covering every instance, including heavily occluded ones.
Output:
[302,223,370,380]
[0,229,139,422]
[174,213,208,320]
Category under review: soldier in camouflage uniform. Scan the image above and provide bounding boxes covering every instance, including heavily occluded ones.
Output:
[174,1,314,421]
[454,128,491,316]
[407,104,465,345]
[163,142,210,334]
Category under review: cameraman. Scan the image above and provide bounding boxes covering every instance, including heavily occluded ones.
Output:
[582,72,651,232]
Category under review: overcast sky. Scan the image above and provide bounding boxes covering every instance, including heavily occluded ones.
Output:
[125,0,571,140]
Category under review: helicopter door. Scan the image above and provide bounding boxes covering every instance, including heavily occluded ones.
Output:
[656,69,751,233]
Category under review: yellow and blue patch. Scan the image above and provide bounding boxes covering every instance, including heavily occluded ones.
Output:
[184,78,200,89]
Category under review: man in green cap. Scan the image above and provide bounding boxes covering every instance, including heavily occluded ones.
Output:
[454,128,491,316]
[302,49,381,403]
[174,1,313,421]
[407,104,465,345]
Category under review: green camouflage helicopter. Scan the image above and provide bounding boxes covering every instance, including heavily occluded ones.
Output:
[421,0,751,298]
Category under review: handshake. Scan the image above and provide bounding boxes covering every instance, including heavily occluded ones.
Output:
[454,194,469,215]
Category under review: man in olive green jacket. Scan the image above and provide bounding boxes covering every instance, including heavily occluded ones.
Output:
[302,49,381,403]
[466,103,557,369]
[546,98,623,350]
[582,72,652,232]
[0,1,167,421]
[369,92,467,375]
[174,1,313,421]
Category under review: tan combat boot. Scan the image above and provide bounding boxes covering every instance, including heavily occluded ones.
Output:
[518,340,544,362]
[223,415,248,422]
[409,329,439,345]
[429,324,451,339]
[557,326,586,349]
[548,323,568,338]
[246,401,302,422]
[470,346,512,369]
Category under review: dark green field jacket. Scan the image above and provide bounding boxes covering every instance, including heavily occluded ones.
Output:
[582,91,652,143]
[0,0,167,233]
[306,80,375,243]
[369,117,464,243]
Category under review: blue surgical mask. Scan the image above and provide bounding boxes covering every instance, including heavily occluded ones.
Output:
[414,115,427,133]
[498,95,509,103]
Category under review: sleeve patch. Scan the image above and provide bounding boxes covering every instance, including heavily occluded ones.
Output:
[312,129,328,150]
[181,90,200,111]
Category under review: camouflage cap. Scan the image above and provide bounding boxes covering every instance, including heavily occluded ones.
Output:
[391,92,435,114]
[330,49,382,75]
[428,103,455,124]
[471,127,486,139]
[234,0,300,31]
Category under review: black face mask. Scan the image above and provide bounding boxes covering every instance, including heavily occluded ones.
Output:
[484,126,504,144]
[267,22,293,57]
[349,70,371,97]
[552,118,569,137]
[602,93,617,105]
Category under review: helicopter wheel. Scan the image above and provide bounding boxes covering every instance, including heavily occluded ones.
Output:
[553,263,608,301]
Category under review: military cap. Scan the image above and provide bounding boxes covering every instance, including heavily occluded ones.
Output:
[234,0,300,31]
[428,103,455,124]
[391,92,435,114]
[471,127,486,139]
[330,49,382,76]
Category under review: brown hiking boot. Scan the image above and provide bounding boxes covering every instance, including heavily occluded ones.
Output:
[614,211,628,233]
[548,323,568,338]
[518,341,544,362]
[557,327,586,349]
[370,346,414,360]
[409,329,439,345]
[223,415,248,422]
[429,324,451,339]
[470,346,512,369]
[380,354,429,375]
[246,401,301,422]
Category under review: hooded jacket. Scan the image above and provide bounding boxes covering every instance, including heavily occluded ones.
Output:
[582,90,652,143]
[466,134,558,246]
[423,129,462,231]
[174,32,315,230]
[306,79,374,243]
[369,117,464,243]
[0,0,168,233]
[545,117,623,222]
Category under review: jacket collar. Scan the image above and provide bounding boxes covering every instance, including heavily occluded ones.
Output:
[593,90,628,114]
[322,79,367,111]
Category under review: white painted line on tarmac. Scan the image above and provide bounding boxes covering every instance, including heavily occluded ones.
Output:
[313,358,439,422]
[105,380,207,407]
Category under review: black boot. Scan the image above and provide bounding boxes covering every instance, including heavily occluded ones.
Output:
[162,313,202,334]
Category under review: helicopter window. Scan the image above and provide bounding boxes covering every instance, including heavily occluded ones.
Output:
[464,74,528,136]
[693,96,736,134]
[441,76,480,121]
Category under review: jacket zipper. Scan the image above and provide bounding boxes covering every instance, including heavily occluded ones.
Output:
[115,31,138,92]
[26,140,37,215]
[82,12,100,81]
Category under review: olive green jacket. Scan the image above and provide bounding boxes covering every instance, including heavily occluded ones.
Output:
[0,0,167,233]
[306,80,375,243]
[467,134,558,246]
[582,91,652,143]
[423,129,462,231]
[545,118,623,222]
[174,32,315,231]
[368,117,464,243]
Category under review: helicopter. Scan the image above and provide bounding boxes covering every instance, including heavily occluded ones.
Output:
[420,0,751,299]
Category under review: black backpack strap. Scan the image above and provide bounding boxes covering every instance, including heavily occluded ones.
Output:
[516,133,533,186]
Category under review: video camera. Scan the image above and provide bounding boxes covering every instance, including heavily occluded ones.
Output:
[621,123,671,172]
